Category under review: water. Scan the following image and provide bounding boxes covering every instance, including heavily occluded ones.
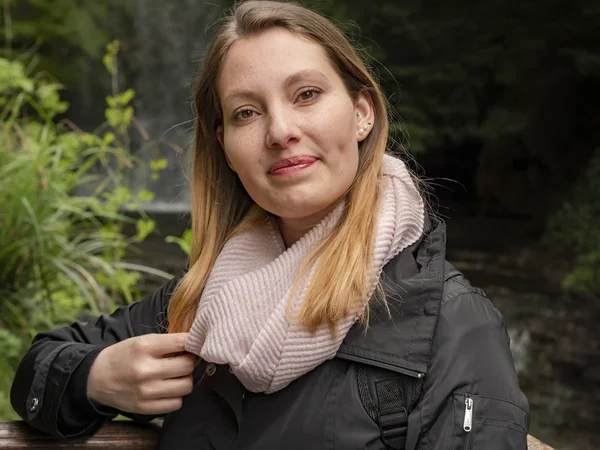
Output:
[129,0,227,211]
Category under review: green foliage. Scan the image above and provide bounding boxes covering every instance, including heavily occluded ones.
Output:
[546,149,600,293]
[0,43,171,418]
[165,229,193,257]
[3,0,134,57]
[300,0,600,151]
[1,0,135,117]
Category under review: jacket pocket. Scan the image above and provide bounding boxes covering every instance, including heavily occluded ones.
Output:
[453,393,528,450]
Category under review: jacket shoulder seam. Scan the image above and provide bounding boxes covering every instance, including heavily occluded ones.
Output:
[441,289,488,306]
[442,276,488,306]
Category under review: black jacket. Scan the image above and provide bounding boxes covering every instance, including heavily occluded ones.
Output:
[11,220,530,449]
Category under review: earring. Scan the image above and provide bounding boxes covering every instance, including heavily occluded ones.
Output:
[358,121,371,135]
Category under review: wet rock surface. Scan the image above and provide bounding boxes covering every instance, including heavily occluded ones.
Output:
[446,218,600,450]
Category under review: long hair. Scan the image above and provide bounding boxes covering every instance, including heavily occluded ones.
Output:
[168,0,391,334]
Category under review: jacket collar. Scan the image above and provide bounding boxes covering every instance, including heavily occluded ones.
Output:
[336,218,447,377]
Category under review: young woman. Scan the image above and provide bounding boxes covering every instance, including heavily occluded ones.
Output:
[11,1,530,449]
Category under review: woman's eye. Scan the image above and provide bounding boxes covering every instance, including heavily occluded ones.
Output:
[298,88,320,101]
[233,109,256,120]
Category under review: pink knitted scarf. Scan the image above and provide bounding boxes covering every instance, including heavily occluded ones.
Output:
[185,154,425,393]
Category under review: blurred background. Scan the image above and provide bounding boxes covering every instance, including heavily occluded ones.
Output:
[0,0,598,448]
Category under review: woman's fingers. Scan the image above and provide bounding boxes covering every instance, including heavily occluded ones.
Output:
[137,375,194,401]
[136,333,189,358]
[87,334,199,414]
[140,397,185,415]
[159,352,197,379]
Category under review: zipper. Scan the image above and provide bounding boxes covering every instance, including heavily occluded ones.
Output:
[463,395,473,432]
[336,352,425,379]
[463,394,473,449]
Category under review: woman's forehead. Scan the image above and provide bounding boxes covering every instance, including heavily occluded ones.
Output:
[217,28,339,97]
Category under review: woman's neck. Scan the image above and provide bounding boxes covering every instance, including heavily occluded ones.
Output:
[276,201,342,248]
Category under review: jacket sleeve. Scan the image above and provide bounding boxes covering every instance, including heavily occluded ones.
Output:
[10,274,182,443]
[410,290,530,450]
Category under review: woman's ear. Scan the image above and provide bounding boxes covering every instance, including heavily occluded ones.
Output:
[355,91,375,142]
[216,125,225,149]
[216,125,236,173]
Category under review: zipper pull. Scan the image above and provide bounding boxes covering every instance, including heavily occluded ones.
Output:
[463,396,473,432]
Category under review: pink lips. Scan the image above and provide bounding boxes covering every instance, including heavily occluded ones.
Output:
[268,155,317,175]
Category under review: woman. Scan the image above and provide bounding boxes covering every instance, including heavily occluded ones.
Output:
[10,1,530,449]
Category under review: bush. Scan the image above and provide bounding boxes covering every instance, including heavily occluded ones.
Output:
[545,149,600,294]
[0,42,171,419]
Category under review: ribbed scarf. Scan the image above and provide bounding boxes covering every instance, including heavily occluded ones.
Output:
[185,154,425,393]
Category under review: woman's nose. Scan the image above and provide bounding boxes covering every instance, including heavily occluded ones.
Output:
[265,108,300,149]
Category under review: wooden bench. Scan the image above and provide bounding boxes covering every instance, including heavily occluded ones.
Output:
[0,421,555,449]
[0,422,159,449]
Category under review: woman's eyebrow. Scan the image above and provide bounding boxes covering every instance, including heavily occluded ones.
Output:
[222,89,260,107]
[222,70,329,106]
[283,69,328,87]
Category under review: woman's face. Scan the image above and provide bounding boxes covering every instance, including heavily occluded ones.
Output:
[217,27,372,238]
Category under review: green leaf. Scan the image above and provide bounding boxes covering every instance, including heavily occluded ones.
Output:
[150,158,168,171]
[117,89,135,106]
[113,262,172,280]
[105,96,117,108]
[18,79,35,94]
[103,132,115,145]
[80,133,99,146]
[137,189,155,202]
[165,229,193,256]
[135,218,156,242]
[106,40,120,56]
[122,106,134,125]
[102,54,114,75]
[105,108,121,128]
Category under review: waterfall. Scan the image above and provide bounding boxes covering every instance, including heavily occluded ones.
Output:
[131,0,226,212]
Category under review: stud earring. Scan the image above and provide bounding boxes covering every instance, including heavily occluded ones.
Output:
[359,121,372,135]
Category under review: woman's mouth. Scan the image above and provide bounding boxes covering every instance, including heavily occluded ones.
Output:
[268,155,317,176]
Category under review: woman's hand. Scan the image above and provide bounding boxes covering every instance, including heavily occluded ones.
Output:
[87,333,197,415]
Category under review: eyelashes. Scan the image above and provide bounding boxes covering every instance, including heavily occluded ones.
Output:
[233,109,256,120]
[231,87,322,122]
[297,87,321,101]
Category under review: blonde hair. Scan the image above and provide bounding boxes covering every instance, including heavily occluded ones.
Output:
[168,0,390,334]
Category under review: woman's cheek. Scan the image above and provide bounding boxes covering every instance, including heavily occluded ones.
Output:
[224,134,245,167]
